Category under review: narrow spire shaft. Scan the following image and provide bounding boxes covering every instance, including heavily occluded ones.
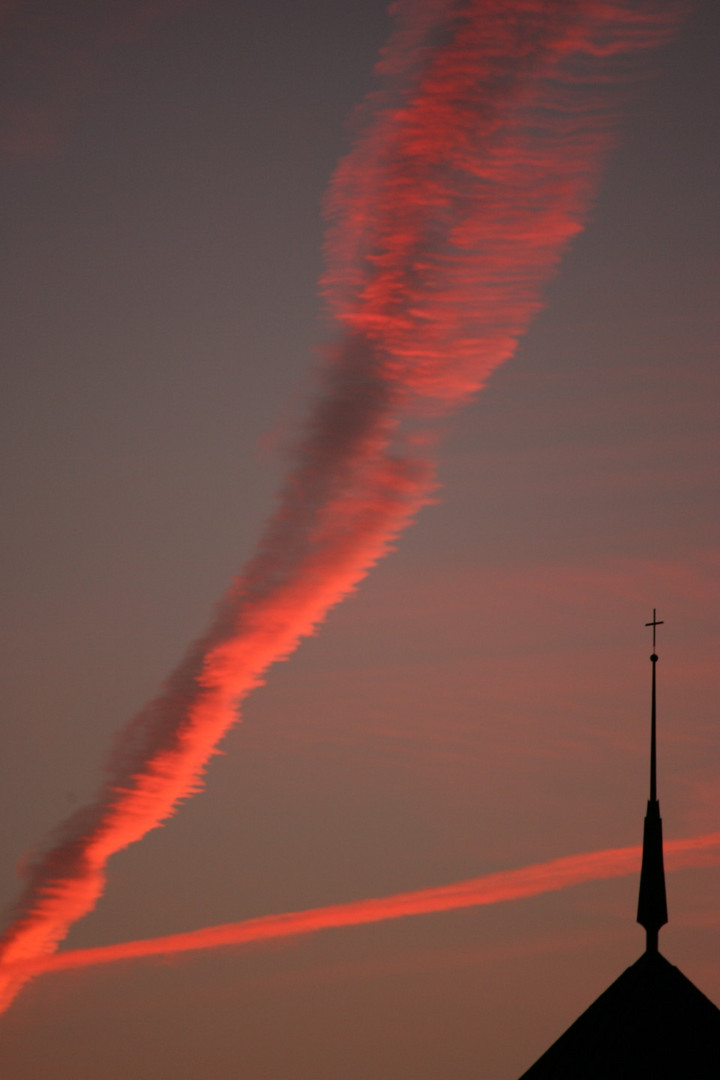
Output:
[650,652,657,802]
[637,617,668,952]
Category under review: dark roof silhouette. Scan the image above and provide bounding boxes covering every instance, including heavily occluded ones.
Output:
[518,950,720,1079]
[517,614,720,1078]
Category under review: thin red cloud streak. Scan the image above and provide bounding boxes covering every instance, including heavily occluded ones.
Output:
[0,1,681,1011]
[8,833,720,982]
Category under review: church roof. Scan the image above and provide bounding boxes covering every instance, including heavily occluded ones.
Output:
[518,949,720,1078]
[517,614,720,1077]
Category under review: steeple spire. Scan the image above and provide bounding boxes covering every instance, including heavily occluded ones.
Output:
[637,610,668,952]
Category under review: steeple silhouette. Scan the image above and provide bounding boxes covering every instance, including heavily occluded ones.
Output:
[517,611,720,1078]
[636,609,668,953]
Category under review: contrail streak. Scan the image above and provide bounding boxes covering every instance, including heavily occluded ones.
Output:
[9,833,719,982]
[0,0,682,1012]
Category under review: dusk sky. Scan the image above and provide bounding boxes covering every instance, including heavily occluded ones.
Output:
[0,2,718,1078]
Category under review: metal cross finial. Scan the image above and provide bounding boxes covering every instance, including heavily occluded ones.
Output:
[645,609,664,651]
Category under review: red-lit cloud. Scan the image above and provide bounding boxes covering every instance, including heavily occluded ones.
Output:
[7,832,718,983]
[0,0,681,1013]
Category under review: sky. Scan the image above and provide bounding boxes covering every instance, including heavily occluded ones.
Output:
[0,1,718,1077]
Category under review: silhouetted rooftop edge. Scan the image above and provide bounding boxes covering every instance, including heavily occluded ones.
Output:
[518,950,720,1079]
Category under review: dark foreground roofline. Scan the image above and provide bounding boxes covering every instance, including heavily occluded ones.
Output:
[518,951,720,1079]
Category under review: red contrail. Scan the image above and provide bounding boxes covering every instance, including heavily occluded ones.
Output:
[0,0,682,1012]
[8,833,719,983]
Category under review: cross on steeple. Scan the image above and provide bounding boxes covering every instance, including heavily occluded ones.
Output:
[645,609,664,653]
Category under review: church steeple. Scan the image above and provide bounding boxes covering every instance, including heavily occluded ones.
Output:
[637,609,668,953]
[518,612,720,1078]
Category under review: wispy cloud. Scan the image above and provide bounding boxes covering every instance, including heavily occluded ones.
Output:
[0,0,682,1012]
[8,832,718,982]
